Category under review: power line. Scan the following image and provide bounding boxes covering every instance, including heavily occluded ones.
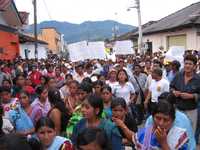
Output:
[42,0,52,20]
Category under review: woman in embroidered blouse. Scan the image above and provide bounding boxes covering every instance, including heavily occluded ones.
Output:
[19,91,41,125]
[36,117,73,150]
[114,99,189,150]
[31,86,51,117]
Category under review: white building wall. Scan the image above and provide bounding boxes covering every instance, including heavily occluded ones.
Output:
[143,34,164,52]
[143,28,200,53]
[60,34,65,52]
[0,12,8,25]
[186,28,196,50]
[20,43,47,59]
[197,33,200,51]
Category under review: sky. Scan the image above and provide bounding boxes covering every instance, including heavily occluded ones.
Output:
[14,0,200,26]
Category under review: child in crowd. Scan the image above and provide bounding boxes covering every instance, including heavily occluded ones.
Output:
[32,85,51,117]
[12,74,26,98]
[0,86,18,118]
[64,80,80,115]
[106,68,118,93]
[59,74,73,99]
[66,81,93,138]
[0,99,13,135]
[93,80,104,97]
[111,97,137,149]
[0,86,34,136]
[2,79,12,90]
[76,128,112,150]
[101,85,113,119]
[71,94,122,150]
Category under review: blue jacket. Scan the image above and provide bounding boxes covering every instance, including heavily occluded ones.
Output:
[71,118,122,150]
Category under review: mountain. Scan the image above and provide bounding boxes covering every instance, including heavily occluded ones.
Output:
[25,20,136,43]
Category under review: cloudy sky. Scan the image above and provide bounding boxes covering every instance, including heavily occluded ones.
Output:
[15,0,199,26]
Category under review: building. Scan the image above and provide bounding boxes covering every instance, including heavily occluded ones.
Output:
[0,0,29,60]
[118,2,200,53]
[38,27,62,54]
[19,33,48,59]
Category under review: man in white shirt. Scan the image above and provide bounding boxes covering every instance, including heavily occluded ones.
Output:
[84,63,93,78]
[144,68,169,113]
[74,64,85,83]
[144,59,163,92]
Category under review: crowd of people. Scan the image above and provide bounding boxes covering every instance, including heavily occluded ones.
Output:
[0,51,199,150]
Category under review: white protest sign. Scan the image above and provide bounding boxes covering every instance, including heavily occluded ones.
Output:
[114,40,134,55]
[68,41,88,62]
[87,41,106,59]
[165,46,185,67]
[165,46,185,61]
[68,41,106,61]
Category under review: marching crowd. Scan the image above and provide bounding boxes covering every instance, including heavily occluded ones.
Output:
[0,51,199,150]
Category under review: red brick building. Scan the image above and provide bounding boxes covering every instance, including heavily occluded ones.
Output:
[0,0,28,60]
[0,25,19,60]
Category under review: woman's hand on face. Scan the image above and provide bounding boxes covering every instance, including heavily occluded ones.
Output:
[112,117,125,128]
[155,126,168,145]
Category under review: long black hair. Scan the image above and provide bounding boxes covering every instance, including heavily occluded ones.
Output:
[111,97,127,110]
[0,105,4,136]
[86,94,104,118]
[101,85,112,93]
[0,133,42,150]
[48,88,70,132]
[76,128,112,150]
[35,85,47,98]
[35,117,55,132]
[152,99,176,121]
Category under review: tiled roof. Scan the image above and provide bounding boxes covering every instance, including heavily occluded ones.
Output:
[19,33,48,45]
[0,0,11,11]
[19,11,29,25]
[139,2,200,35]
[116,2,200,40]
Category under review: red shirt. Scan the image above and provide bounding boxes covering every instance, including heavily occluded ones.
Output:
[55,76,64,82]
[47,72,55,78]
[29,71,42,86]
[3,67,11,74]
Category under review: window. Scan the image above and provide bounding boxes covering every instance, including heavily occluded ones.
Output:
[0,48,4,53]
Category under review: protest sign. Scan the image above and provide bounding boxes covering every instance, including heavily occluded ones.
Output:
[164,46,185,67]
[68,41,88,62]
[113,40,134,55]
[68,41,106,61]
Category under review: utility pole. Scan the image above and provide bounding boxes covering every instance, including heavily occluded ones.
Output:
[136,0,143,55]
[33,0,38,59]
[112,12,119,40]
[127,0,143,54]
[112,26,119,40]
